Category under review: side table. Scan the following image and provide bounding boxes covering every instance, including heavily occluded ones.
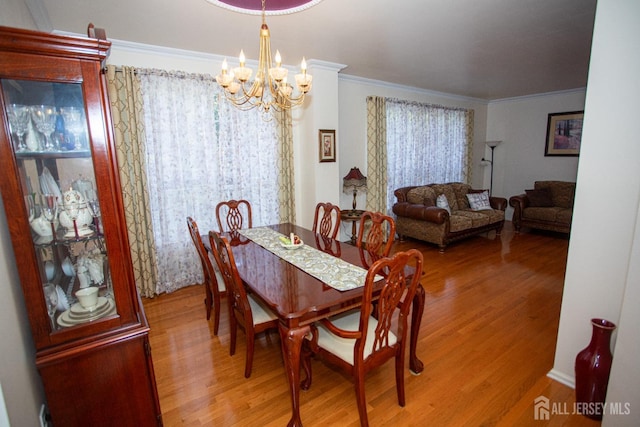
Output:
[340,209,364,245]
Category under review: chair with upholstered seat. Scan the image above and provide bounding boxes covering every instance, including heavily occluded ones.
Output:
[312,202,341,239]
[186,217,226,334]
[356,211,396,268]
[209,230,279,378]
[215,199,252,233]
[301,249,423,427]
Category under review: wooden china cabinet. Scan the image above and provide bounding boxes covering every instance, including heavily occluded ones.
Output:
[0,27,162,426]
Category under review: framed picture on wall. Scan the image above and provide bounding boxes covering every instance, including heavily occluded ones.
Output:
[319,129,336,162]
[545,111,584,156]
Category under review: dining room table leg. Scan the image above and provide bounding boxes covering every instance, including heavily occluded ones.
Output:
[409,284,425,374]
[279,322,311,427]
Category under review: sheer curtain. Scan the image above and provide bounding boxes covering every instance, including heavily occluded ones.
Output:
[137,69,280,294]
[373,97,474,215]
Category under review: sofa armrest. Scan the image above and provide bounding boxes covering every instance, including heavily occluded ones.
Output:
[393,202,448,224]
[509,194,528,231]
[509,194,529,210]
[490,196,508,211]
[394,186,418,203]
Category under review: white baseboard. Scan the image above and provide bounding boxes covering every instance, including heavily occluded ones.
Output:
[547,369,575,388]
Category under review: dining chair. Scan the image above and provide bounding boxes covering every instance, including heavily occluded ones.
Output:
[186,217,227,334]
[312,202,341,239]
[215,199,252,233]
[301,249,424,427]
[356,211,396,268]
[208,230,279,378]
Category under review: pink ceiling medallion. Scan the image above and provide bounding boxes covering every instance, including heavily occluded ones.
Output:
[205,0,324,15]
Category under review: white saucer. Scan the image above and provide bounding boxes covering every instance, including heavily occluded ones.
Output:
[61,257,75,276]
[57,297,115,327]
[63,227,95,238]
[69,296,110,317]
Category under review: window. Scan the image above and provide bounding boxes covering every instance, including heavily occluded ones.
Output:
[385,98,472,211]
[138,70,280,292]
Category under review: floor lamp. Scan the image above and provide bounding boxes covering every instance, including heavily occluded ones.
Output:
[481,141,502,196]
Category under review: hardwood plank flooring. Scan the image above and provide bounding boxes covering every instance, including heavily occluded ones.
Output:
[143,222,600,426]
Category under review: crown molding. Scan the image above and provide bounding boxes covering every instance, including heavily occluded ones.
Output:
[489,87,587,104]
[338,73,489,104]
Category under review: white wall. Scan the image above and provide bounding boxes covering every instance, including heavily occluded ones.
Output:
[0,196,45,427]
[292,60,345,230]
[550,5,640,426]
[487,90,585,219]
[0,4,49,427]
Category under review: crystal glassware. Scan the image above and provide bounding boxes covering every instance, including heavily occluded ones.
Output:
[24,194,35,222]
[61,107,85,151]
[43,283,58,329]
[85,189,102,234]
[64,203,81,239]
[7,104,30,152]
[31,105,57,151]
[42,193,58,239]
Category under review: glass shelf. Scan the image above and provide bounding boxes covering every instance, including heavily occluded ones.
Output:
[3,78,115,332]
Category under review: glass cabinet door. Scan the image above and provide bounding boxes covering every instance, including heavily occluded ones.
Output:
[2,78,116,331]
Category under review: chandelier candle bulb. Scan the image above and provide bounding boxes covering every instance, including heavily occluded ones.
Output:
[216,59,234,88]
[234,50,253,82]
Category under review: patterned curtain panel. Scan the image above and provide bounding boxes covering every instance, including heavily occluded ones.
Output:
[105,65,159,298]
[383,98,474,214]
[366,96,388,214]
[276,109,296,224]
[136,69,281,294]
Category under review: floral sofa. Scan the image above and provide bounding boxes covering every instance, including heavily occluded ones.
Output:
[509,180,575,234]
[392,183,507,251]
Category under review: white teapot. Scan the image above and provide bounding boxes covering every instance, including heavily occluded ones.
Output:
[58,189,94,237]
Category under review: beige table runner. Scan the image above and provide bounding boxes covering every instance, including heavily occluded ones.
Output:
[238,227,372,291]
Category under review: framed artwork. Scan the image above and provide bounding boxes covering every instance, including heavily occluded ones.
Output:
[545,111,584,156]
[319,129,336,162]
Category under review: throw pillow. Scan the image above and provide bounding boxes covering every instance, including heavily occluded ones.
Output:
[526,189,553,207]
[436,194,451,214]
[466,191,492,211]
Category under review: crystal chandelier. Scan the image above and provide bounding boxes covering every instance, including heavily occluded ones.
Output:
[215,0,313,114]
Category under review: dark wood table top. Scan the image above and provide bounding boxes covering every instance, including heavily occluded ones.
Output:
[224,223,381,326]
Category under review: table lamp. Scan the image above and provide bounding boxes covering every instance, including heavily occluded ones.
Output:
[343,167,367,211]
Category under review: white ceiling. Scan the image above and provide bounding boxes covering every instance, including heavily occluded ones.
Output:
[32,0,596,100]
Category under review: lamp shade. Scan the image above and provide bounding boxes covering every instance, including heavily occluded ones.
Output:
[343,167,367,194]
[486,140,502,148]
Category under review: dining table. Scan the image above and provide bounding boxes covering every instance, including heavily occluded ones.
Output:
[213,223,425,427]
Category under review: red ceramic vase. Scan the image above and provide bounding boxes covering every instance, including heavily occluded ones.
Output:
[574,318,616,420]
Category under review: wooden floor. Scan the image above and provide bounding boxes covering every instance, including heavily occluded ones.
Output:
[143,222,601,426]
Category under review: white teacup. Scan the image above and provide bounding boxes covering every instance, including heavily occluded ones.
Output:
[75,287,99,309]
